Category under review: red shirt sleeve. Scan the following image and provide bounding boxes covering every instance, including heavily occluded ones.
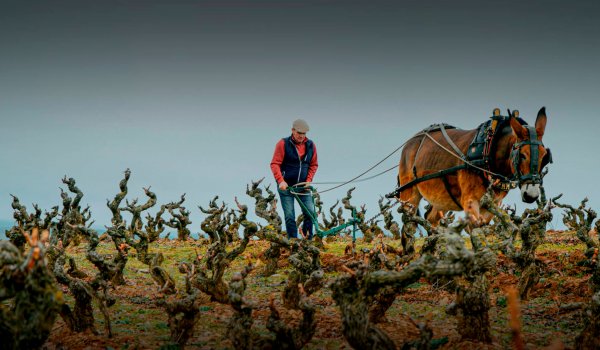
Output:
[270,139,285,184]
[306,143,318,182]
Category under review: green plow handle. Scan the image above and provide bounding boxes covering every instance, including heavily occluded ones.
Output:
[316,218,360,240]
[289,185,361,242]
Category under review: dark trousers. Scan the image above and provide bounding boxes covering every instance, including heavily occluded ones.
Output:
[278,187,315,239]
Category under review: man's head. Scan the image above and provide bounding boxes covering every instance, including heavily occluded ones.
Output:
[291,119,309,142]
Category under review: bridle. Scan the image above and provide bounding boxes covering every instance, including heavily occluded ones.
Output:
[509,124,552,186]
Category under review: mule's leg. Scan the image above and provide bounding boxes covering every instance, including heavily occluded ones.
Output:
[463,198,482,223]
[425,206,445,227]
[478,210,495,225]
[398,171,422,203]
[457,172,488,226]
[478,192,509,225]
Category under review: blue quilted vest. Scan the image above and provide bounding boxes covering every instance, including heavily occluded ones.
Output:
[280,136,314,186]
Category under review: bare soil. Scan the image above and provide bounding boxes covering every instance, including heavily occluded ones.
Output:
[42,230,591,350]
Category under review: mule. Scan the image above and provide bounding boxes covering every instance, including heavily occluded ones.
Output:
[395,107,551,225]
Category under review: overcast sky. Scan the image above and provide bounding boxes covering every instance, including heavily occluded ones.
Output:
[1,0,599,231]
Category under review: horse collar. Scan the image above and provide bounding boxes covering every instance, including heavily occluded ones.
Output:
[466,116,517,190]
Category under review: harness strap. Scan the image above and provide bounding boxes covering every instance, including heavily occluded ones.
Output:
[439,124,466,160]
[433,125,465,209]
[386,164,468,198]
[442,175,463,210]
[482,119,499,166]
[412,133,428,178]
[413,125,464,179]
[386,115,520,200]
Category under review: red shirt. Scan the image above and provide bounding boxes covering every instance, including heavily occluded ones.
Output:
[270,137,318,184]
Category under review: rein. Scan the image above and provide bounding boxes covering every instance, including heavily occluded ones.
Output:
[309,110,549,201]
[311,137,415,194]
[385,113,523,199]
[423,132,516,185]
[312,127,470,194]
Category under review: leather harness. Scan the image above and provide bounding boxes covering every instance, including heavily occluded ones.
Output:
[386,113,527,205]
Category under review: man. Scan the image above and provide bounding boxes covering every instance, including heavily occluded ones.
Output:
[270,119,319,239]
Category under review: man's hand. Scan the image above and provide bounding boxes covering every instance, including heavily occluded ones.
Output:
[279,181,288,190]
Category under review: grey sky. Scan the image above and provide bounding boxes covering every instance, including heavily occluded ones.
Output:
[1,0,599,230]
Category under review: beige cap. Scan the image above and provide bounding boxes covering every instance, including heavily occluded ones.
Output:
[292,119,310,133]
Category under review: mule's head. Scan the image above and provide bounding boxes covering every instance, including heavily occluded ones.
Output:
[508,107,552,203]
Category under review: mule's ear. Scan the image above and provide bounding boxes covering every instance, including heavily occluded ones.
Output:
[535,107,547,140]
[509,116,528,140]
